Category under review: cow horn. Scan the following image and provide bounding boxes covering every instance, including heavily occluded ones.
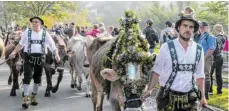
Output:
[100,68,120,81]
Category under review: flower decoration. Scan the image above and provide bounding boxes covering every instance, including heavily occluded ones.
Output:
[102,10,156,99]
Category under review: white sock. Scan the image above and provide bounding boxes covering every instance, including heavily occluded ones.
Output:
[33,83,40,94]
[23,84,30,96]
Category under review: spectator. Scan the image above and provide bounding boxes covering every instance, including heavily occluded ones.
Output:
[199,21,216,99]
[143,18,159,54]
[86,24,100,38]
[210,24,227,94]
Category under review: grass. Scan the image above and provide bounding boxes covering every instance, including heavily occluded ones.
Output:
[208,86,228,111]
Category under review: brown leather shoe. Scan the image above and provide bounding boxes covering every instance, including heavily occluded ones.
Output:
[22,96,30,109]
[31,93,38,106]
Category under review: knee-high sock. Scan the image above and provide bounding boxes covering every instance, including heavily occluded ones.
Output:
[33,83,40,94]
[24,84,30,96]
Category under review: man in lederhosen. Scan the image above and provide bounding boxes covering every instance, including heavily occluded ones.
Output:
[142,13,207,110]
[9,17,60,109]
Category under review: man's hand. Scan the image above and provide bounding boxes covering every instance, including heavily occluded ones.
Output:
[141,90,151,100]
[9,52,16,59]
[200,97,208,107]
[55,54,60,63]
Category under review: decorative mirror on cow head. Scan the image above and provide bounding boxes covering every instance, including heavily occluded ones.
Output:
[126,62,141,80]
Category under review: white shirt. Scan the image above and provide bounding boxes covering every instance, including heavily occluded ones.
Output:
[19,29,57,53]
[152,38,205,92]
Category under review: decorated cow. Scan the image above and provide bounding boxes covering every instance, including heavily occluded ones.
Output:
[87,11,156,111]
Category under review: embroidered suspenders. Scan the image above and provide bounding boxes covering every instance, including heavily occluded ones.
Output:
[27,28,46,55]
[192,44,202,99]
[27,28,46,65]
[163,41,202,98]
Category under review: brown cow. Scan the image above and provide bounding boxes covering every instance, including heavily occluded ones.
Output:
[86,36,115,111]
[4,31,24,96]
[43,34,68,97]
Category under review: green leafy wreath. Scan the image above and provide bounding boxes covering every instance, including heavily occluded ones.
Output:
[102,10,156,98]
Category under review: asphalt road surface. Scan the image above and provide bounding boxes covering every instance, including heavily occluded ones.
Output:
[0,63,157,111]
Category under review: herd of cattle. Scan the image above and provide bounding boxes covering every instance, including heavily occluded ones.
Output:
[0,31,130,111]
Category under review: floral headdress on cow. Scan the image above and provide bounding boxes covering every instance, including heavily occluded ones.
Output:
[102,10,156,98]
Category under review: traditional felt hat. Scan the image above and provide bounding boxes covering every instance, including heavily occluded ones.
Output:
[29,16,44,25]
[175,13,199,33]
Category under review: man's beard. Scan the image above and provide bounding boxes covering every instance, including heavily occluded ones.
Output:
[180,34,191,41]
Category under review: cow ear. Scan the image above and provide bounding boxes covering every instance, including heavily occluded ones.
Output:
[100,68,120,81]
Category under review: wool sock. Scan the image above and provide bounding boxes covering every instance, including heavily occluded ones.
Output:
[23,84,30,96]
[32,83,40,94]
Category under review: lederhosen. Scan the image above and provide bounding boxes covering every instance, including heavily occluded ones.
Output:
[23,28,46,84]
[156,41,202,111]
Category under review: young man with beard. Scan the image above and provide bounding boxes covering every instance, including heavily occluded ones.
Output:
[9,17,60,109]
[142,13,207,110]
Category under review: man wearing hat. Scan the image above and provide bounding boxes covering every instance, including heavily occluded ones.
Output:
[142,13,207,110]
[9,16,60,109]
[143,18,159,54]
[199,21,216,99]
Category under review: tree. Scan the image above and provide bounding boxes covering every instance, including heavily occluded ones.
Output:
[197,1,228,34]
[138,1,179,32]
[0,1,77,29]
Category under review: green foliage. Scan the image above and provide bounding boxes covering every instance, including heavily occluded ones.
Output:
[138,1,179,32]
[138,1,228,34]
[197,1,228,34]
[0,1,77,27]
[102,10,156,98]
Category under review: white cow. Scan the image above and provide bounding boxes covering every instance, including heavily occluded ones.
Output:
[67,35,94,97]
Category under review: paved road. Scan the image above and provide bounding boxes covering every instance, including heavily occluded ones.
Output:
[0,63,157,111]
[0,60,218,111]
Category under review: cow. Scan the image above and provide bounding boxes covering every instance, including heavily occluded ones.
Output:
[4,31,24,96]
[86,36,114,111]
[86,36,155,111]
[44,34,68,97]
[67,35,93,97]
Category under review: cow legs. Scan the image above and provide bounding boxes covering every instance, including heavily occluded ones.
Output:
[85,75,91,97]
[8,71,12,85]
[76,73,82,91]
[10,64,19,96]
[109,81,124,111]
[96,91,104,111]
[91,82,97,111]
[70,64,76,88]
[52,70,63,93]
[44,65,52,97]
